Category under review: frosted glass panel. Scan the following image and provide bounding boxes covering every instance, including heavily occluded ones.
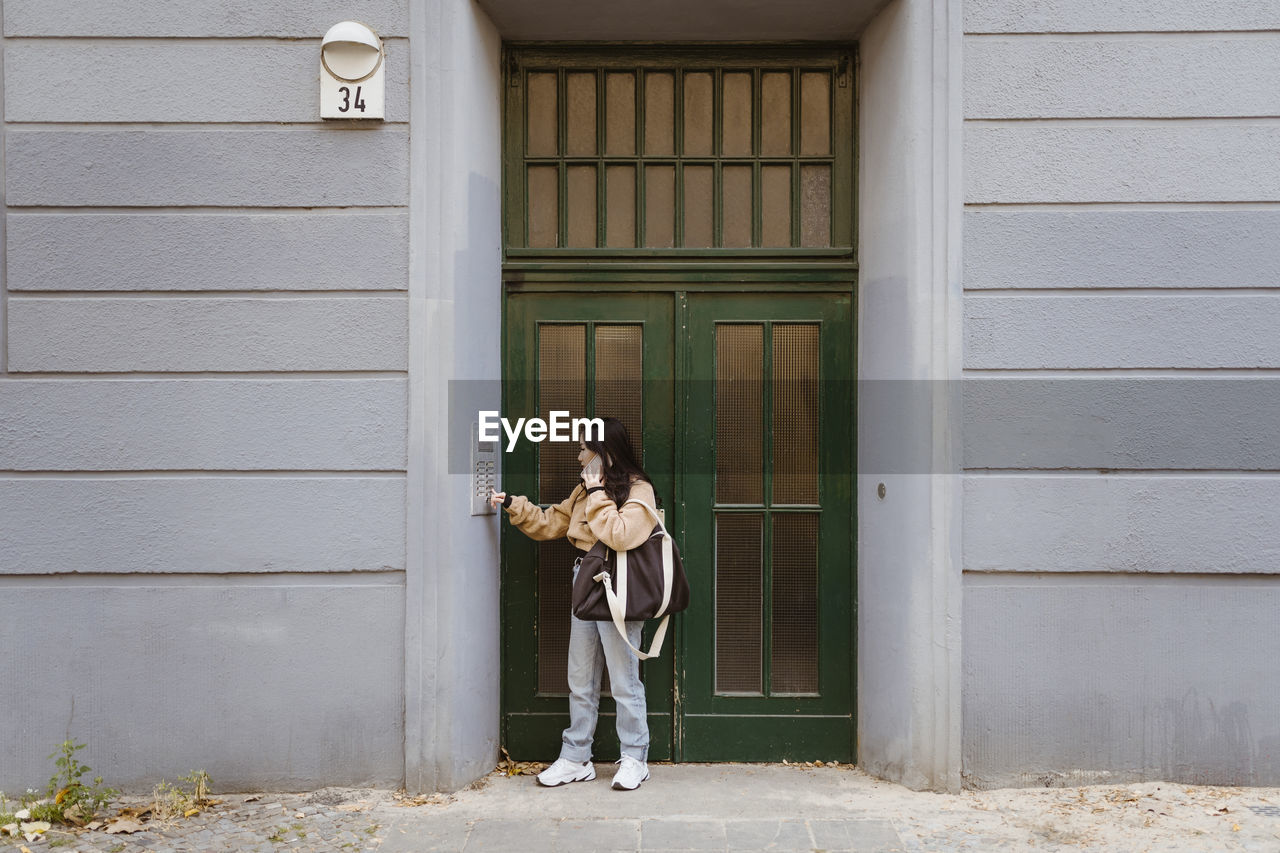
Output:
[722,166,753,248]
[527,166,559,248]
[800,165,831,248]
[772,324,820,504]
[595,325,643,450]
[566,72,597,156]
[716,324,763,504]
[771,513,819,694]
[761,72,791,156]
[761,165,792,247]
[645,165,676,248]
[800,72,831,156]
[644,72,675,156]
[683,165,714,249]
[566,165,597,248]
[683,72,713,156]
[722,72,753,157]
[515,57,848,254]
[716,514,763,695]
[606,165,636,248]
[527,72,558,157]
[605,72,636,156]
[538,324,586,503]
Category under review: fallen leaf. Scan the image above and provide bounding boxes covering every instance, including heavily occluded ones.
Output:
[184,807,200,818]
[13,809,29,821]
[243,794,262,803]
[335,803,369,813]
[1232,824,1241,831]
[105,818,145,834]
[86,821,103,830]
[19,846,31,853]
[1,824,17,838]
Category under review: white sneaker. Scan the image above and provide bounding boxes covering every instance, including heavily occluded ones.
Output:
[611,755,650,790]
[536,757,595,787]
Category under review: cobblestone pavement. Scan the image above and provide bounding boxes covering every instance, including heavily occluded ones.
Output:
[2,788,398,853]
[5,765,1280,852]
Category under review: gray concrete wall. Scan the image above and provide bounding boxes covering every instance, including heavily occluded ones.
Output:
[0,1,411,792]
[857,0,964,792]
[962,1,1280,787]
[402,0,503,793]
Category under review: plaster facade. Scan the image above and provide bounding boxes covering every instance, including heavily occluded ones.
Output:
[1,0,1277,795]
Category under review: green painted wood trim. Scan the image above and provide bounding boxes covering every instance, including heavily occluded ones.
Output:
[504,712,675,763]
[505,248,853,259]
[680,713,853,762]
[504,279,856,291]
[508,44,855,67]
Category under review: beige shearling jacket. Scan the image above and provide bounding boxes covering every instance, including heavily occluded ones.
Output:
[505,479,658,553]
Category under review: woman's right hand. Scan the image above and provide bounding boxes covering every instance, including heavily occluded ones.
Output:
[489,487,508,509]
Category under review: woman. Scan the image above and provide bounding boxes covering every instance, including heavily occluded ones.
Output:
[489,417,656,791]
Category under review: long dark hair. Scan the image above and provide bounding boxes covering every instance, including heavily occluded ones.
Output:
[585,417,652,506]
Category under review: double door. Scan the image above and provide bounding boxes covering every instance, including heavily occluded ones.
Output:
[500,288,853,761]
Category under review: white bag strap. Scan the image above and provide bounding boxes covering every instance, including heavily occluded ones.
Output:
[621,499,675,619]
[591,498,676,659]
[594,568,670,660]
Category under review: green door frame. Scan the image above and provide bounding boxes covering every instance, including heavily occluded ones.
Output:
[501,292,678,760]
[499,43,858,764]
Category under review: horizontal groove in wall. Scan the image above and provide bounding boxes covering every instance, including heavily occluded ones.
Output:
[4,121,408,129]
[965,287,1280,296]
[964,30,1280,40]
[961,368,1280,376]
[8,291,408,299]
[7,204,409,212]
[0,470,407,478]
[964,116,1280,126]
[2,36,411,45]
[965,201,1280,211]
[0,570,408,588]
[964,468,1280,477]
[6,206,408,215]
[3,125,404,133]
[5,122,407,131]
[2,122,407,129]
[965,29,1280,37]
[0,370,408,379]
[964,571,1280,585]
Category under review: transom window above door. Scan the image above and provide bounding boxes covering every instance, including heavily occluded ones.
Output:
[504,47,855,257]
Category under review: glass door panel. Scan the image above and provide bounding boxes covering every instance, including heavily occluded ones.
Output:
[680,292,854,761]
[502,293,675,760]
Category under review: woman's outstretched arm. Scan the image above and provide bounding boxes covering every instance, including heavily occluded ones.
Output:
[503,485,583,541]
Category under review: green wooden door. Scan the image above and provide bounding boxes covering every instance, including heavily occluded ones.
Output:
[502,291,678,760]
[500,289,854,762]
[679,292,854,761]
[500,44,857,763]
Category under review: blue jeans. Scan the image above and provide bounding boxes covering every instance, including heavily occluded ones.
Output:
[562,561,650,763]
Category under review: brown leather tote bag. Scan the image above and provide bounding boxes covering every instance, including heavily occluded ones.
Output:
[571,499,690,659]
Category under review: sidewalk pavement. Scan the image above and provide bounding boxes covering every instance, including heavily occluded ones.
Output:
[8,763,1280,852]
